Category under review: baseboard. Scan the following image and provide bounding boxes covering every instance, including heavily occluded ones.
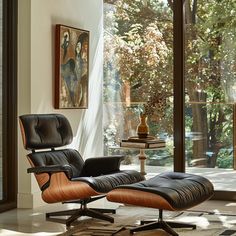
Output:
[17,191,45,208]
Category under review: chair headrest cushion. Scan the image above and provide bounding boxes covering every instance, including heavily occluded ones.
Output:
[19,114,73,150]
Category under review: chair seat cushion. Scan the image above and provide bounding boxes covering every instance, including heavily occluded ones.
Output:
[72,170,144,193]
[107,172,214,210]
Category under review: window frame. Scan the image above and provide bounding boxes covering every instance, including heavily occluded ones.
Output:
[0,0,18,212]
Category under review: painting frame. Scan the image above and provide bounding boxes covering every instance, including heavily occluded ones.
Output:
[55,24,89,109]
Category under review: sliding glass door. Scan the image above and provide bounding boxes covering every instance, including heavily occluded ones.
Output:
[103,0,236,198]
[184,0,236,191]
[103,0,174,174]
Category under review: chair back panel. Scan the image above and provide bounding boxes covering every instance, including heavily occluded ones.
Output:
[28,149,85,178]
[19,114,73,150]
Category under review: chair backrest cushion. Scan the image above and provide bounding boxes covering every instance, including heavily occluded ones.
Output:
[19,113,73,150]
[28,149,85,178]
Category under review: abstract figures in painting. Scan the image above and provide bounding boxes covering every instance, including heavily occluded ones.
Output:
[55,24,89,109]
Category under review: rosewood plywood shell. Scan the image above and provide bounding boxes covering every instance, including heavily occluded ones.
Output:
[107,189,175,211]
[27,158,50,189]
[42,172,100,203]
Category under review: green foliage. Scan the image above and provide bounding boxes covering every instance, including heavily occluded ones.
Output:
[104,0,173,125]
[104,0,236,166]
[216,148,233,169]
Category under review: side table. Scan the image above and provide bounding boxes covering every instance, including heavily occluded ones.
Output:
[128,147,165,177]
[138,149,148,176]
[108,146,165,177]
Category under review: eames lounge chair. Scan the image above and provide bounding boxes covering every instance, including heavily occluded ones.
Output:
[19,113,144,227]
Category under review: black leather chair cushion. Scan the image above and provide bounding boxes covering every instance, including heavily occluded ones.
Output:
[72,170,144,193]
[113,172,214,209]
[28,149,144,193]
[28,149,132,180]
[28,149,84,178]
[20,114,73,150]
[81,156,125,176]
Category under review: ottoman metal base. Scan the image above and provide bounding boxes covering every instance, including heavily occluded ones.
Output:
[130,209,196,236]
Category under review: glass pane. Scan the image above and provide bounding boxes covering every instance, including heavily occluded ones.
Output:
[103,0,173,176]
[185,1,236,191]
[0,0,2,200]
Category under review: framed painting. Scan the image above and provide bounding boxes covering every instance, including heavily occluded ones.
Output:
[55,24,89,109]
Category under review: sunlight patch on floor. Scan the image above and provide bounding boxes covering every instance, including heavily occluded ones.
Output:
[176,216,210,229]
[0,229,59,235]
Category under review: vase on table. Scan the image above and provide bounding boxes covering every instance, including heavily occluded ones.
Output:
[136,113,149,139]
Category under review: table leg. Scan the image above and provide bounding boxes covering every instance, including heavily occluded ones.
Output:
[138,149,147,177]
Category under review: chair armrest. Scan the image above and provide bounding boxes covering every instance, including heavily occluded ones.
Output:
[27,164,73,179]
[81,155,125,177]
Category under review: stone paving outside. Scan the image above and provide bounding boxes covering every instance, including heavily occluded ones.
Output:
[121,163,236,191]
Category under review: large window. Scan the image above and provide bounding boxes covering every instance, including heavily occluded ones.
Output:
[103,0,173,171]
[184,0,236,191]
[103,0,236,195]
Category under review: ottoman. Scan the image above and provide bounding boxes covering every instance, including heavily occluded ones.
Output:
[106,172,214,236]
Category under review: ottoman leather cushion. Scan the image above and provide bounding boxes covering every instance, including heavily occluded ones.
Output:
[107,172,214,211]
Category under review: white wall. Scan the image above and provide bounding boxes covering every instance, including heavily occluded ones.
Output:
[18,0,103,208]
